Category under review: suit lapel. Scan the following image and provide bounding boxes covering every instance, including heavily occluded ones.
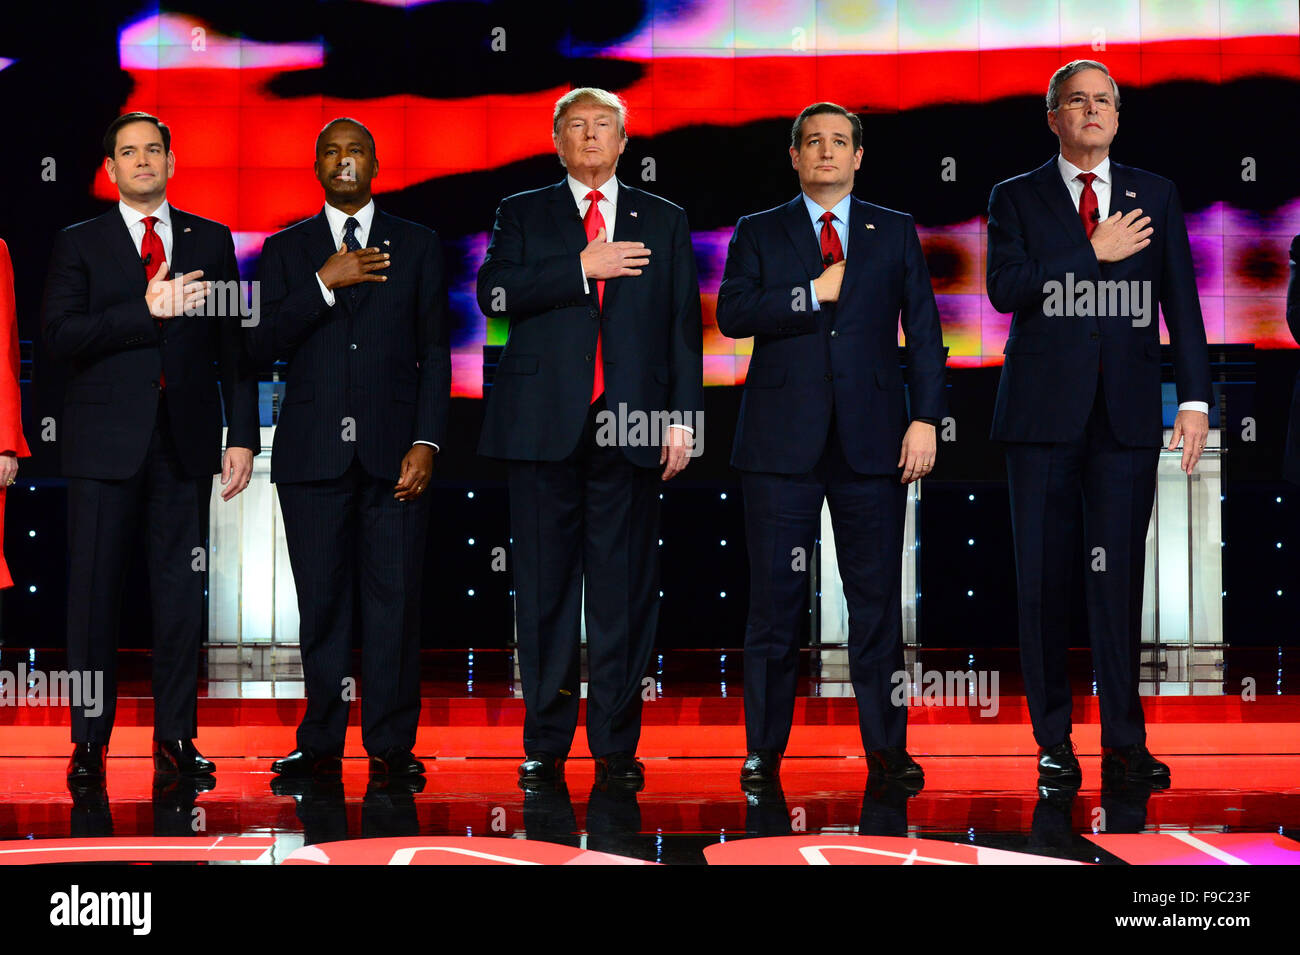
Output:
[105,210,149,290]
[836,197,874,316]
[1031,157,1090,243]
[1107,161,1137,218]
[548,180,591,258]
[309,208,338,283]
[780,195,824,280]
[600,179,641,314]
[168,206,195,277]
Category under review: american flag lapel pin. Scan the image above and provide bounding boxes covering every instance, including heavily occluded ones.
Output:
[383,239,391,246]
[630,211,638,218]
[865,222,875,230]
[1125,190,1136,198]
[183,227,192,233]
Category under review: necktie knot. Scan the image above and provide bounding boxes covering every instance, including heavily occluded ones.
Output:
[142,215,158,233]
[1076,172,1097,187]
[820,211,836,225]
[585,190,605,205]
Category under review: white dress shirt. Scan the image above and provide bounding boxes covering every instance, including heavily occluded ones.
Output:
[1057,155,1208,417]
[804,191,851,311]
[312,199,437,452]
[119,199,173,272]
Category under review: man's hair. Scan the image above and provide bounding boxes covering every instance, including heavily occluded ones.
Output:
[552,87,628,140]
[790,102,862,151]
[103,112,171,159]
[1046,59,1121,111]
[315,117,377,156]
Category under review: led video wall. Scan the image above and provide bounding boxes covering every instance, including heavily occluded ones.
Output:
[74,0,1300,396]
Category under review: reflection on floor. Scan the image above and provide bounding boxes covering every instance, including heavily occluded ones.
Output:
[2,756,1298,865]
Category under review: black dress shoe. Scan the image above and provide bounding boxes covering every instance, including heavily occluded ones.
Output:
[518,753,565,786]
[740,750,782,784]
[1037,740,1082,787]
[594,752,645,790]
[67,743,107,781]
[368,748,425,777]
[867,747,925,789]
[153,739,216,776]
[271,748,342,777]
[1102,744,1171,788]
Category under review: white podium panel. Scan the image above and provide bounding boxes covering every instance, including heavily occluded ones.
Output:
[816,430,1224,647]
[208,427,299,645]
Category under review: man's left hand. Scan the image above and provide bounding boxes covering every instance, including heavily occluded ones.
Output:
[395,444,435,501]
[1169,409,1210,474]
[660,426,692,481]
[898,421,937,484]
[220,447,255,501]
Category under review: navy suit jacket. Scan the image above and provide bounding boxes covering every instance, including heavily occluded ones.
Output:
[42,206,260,479]
[716,195,947,475]
[248,207,450,484]
[1285,234,1300,484]
[987,158,1213,447]
[476,179,704,468]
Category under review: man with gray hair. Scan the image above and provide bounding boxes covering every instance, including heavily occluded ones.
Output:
[478,87,703,790]
[987,60,1212,789]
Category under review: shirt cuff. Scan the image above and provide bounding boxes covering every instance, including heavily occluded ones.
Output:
[912,417,940,426]
[1178,401,1210,416]
[580,258,589,296]
[413,440,440,453]
[316,272,336,307]
[667,423,694,436]
[809,280,820,312]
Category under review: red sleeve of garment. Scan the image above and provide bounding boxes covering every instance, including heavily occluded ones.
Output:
[0,238,31,458]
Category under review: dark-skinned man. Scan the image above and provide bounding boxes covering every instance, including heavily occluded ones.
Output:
[248,117,450,780]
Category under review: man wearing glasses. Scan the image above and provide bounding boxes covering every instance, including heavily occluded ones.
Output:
[986,60,1212,789]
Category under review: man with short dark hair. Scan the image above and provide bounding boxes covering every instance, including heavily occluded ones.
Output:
[717,101,947,789]
[249,117,449,781]
[478,88,703,790]
[987,60,1213,788]
[43,112,260,783]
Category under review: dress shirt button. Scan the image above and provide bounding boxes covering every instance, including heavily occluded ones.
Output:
[350,343,358,350]
[585,353,594,362]
[830,329,839,338]
[1089,331,1099,340]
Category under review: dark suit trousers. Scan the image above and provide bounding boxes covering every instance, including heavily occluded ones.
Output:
[66,396,209,743]
[1005,380,1158,749]
[741,419,908,754]
[508,397,662,759]
[276,459,431,756]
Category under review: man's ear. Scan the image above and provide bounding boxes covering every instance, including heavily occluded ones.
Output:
[1046,110,1059,136]
[104,157,117,185]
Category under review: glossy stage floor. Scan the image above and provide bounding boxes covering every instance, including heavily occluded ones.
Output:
[1,646,1298,866]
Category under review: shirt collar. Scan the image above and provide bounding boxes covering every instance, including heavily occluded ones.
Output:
[1058,154,1110,185]
[568,174,618,207]
[323,199,376,238]
[119,198,171,231]
[802,191,853,229]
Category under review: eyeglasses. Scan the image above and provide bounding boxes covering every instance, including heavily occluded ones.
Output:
[1058,93,1115,111]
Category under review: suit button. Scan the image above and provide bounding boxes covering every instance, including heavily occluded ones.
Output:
[1090,331,1099,340]
[830,329,839,338]
[151,380,160,389]
[585,353,594,361]
[589,308,599,318]
[350,343,358,350]
[824,373,833,382]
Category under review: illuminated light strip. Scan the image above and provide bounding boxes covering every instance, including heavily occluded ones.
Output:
[800,843,969,865]
[387,846,541,865]
[0,58,13,71]
[1167,832,1250,865]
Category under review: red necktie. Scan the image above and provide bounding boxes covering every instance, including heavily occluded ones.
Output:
[1077,173,1099,239]
[141,216,167,389]
[583,190,606,404]
[819,211,844,265]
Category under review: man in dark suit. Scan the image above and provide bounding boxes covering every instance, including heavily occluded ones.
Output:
[478,88,703,789]
[248,118,449,780]
[1285,235,1300,485]
[987,60,1213,788]
[42,112,260,782]
[717,102,947,789]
